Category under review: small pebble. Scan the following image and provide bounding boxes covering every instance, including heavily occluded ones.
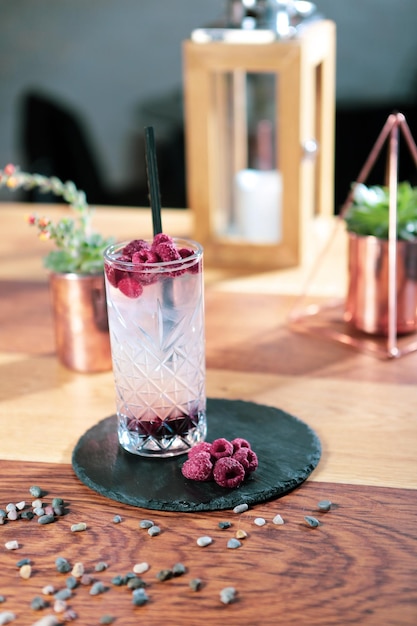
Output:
[16,558,31,567]
[139,519,154,529]
[156,569,173,582]
[112,515,122,524]
[133,562,149,575]
[33,507,45,517]
[71,562,84,578]
[147,525,161,537]
[0,597,5,604]
[44,506,54,516]
[317,499,332,512]
[51,498,64,508]
[80,574,93,586]
[0,510,6,518]
[5,504,16,512]
[304,515,320,528]
[95,562,108,572]
[218,521,232,529]
[31,595,49,610]
[30,616,60,626]
[127,577,146,590]
[62,609,77,622]
[172,562,187,576]
[29,486,43,498]
[254,517,266,526]
[235,529,247,539]
[100,616,115,625]
[15,501,26,511]
[220,586,237,604]
[21,511,34,521]
[55,557,71,574]
[0,612,16,625]
[19,564,32,579]
[5,541,19,551]
[111,575,125,586]
[272,514,284,525]
[65,576,79,590]
[42,586,55,596]
[38,514,54,525]
[70,522,87,532]
[90,581,107,596]
[6,511,18,521]
[233,503,249,514]
[53,599,67,613]
[32,500,43,509]
[196,536,212,547]
[189,578,202,592]
[54,589,72,602]
[53,506,65,517]
[227,538,241,549]
[131,588,149,606]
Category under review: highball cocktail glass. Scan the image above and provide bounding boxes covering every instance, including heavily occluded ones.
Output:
[104,238,206,457]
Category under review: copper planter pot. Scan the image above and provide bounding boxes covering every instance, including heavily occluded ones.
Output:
[49,272,112,373]
[345,233,417,335]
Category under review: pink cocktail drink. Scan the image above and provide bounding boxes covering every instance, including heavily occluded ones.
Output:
[104,236,206,457]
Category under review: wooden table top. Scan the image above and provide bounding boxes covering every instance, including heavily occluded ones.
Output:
[0,202,416,625]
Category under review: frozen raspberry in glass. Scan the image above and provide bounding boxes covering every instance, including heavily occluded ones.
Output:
[122,239,150,258]
[117,277,143,298]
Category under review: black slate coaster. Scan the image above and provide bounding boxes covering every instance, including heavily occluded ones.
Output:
[72,398,321,512]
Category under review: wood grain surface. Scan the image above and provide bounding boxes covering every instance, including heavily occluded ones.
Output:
[0,461,416,626]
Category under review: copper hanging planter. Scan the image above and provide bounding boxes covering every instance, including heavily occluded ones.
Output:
[49,272,112,373]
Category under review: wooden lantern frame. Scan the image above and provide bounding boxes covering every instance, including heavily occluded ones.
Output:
[183,20,336,269]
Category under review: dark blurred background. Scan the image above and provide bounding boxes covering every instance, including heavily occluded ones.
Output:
[0,0,416,212]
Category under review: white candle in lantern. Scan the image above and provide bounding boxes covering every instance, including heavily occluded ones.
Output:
[234,168,282,243]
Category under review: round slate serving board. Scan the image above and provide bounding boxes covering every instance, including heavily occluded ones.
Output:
[72,398,321,512]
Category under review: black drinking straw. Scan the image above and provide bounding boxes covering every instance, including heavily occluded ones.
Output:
[144,126,163,236]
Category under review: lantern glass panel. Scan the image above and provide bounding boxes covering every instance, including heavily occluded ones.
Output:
[212,71,282,244]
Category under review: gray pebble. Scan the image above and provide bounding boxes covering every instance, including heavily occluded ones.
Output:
[254,517,266,526]
[70,522,87,532]
[54,588,72,601]
[112,515,122,523]
[30,596,48,610]
[90,582,107,596]
[317,499,332,512]
[304,515,320,528]
[196,536,212,547]
[147,525,161,536]
[189,578,202,591]
[131,588,149,606]
[227,538,241,549]
[272,514,284,525]
[5,504,16,512]
[139,519,154,529]
[55,557,71,574]
[0,612,16,625]
[95,562,108,572]
[220,586,237,604]
[29,486,43,498]
[172,562,187,576]
[38,514,54,525]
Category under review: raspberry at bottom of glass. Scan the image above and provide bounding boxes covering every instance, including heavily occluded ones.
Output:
[118,411,207,458]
